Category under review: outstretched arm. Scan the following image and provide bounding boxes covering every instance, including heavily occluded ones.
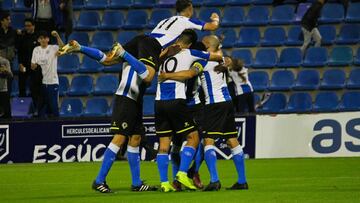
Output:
[203,13,220,31]
[158,62,203,82]
[51,31,64,48]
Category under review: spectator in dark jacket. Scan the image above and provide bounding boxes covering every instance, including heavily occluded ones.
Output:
[0,56,12,119]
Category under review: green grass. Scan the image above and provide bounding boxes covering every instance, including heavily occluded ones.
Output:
[0,158,360,203]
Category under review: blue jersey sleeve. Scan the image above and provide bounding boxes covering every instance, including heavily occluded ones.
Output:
[188,18,206,30]
[190,49,210,60]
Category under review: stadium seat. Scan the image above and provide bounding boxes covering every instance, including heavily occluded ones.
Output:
[270,5,295,25]
[84,0,108,9]
[67,75,93,96]
[336,24,360,44]
[72,0,84,10]
[100,11,124,30]
[221,7,244,27]
[346,3,360,23]
[215,28,237,48]
[78,56,104,73]
[195,30,212,41]
[346,68,360,89]
[75,11,100,31]
[252,0,273,5]
[203,0,226,6]
[57,54,80,74]
[198,8,221,22]
[90,31,114,51]
[313,92,339,112]
[231,49,253,67]
[108,0,132,9]
[319,3,344,23]
[277,48,302,68]
[13,0,31,11]
[132,0,156,8]
[2,0,13,11]
[143,95,155,116]
[11,97,32,118]
[192,0,203,7]
[103,63,123,73]
[157,0,176,8]
[319,25,336,45]
[285,92,312,113]
[258,93,287,113]
[68,32,90,46]
[83,98,109,117]
[261,27,286,46]
[252,49,278,69]
[60,98,83,117]
[320,69,346,90]
[285,26,303,46]
[248,71,269,91]
[148,9,172,29]
[243,6,269,26]
[339,92,360,111]
[355,48,360,65]
[10,13,26,30]
[293,69,320,90]
[107,97,115,116]
[328,46,353,66]
[235,27,260,47]
[294,3,311,23]
[123,10,148,30]
[59,76,69,96]
[302,47,328,67]
[227,0,252,5]
[117,31,138,45]
[269,70,295,91]
[94,75,119,96]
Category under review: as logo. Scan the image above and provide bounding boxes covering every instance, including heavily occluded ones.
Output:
[122,122,128,129]
[0,125,9,161]
[148,56,153,61]
[184,122,190,127]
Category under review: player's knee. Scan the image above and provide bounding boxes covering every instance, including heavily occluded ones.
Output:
[111,134,126,147]
[158,146,170,154]
[226,138,239,148]
[128,135,141,147]
[186,131,199,146]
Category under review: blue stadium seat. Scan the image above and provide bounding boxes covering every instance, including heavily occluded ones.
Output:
[107,97,115,116]
[67,75,93,96]
[11,79,19,97]
[285,26,303,46]
[235,27,260,47]
[270,5,295,25]
[215,28,237,48]
[319,25,336,45]
[192,0,203,7]
[13,0,31,11]
[78,56,104,73]
[59,76,69,96]
[243,6,269,26]
[355,48,360,65]
[123,10,148,30]
[231,49,253,67]
[293,69,320,90]
[91,31,114,51]
[117,31,138,45]
[328,46,353,66]
[2,0,13,11]
[339,92,360,111]
[195,30,211,41]
[94,75,119,96]
[143,95,155,116]
[198,8,221,22]
[221,7,244,27]
[157,0,176,8]
[277,48,302,68]
[84,0,108,9]
[60,98,83,117]
[313,92,339,112]
[103,63,123,73]
[346,3,360,23]
[336,24,360,44]
[252,49,278,68]
[320,69,346,90]
[72,0,84,10]
[100,11,124,30]
[84,98,109,117]
[346,68,360,89]
[319,3,345,23]
[10,13,25,30]
[302,47,328,67]
[285,92,312,113]
[57,54,80,74]
[11,97,32,118]
[261,27,286,46]
[109,0,132,9]
[227,0,252,5]
[294,3,311,23]
[146,74,158,94]
[269,70,294,91]
[68,32,90,46]
[252,0,273,5]
[148,9,172,29]
[132,0,155,8]
[258,93,287,113]
[248,71,269,91]
[75,11,100,31]
[203,0,226,6]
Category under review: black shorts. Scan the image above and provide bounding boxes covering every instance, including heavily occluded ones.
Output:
[203,101,238,139]
[124,34,162,71]
[188,103,204,130]
[155,99,197,138]
[110,95,144,137]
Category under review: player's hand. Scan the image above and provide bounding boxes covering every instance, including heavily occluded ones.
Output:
[210,13,220,22]
[158,71,168,82]
[19,64,26,73]
[51,30,59,37]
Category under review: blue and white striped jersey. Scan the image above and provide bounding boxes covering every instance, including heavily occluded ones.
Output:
[186,77,202,106]
[151,16,205,48]
[156,49,210,101]
[228,68,253,96]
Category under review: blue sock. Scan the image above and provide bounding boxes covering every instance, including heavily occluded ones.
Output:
[231,145,247,184]
[127,146,142,186]
[123,51,149,79]
[95,143,119,184]
[194,143,204,172]
[179,146,196,172]
[80,46,106,62]
[171,152,180,180]
[204,145,219,183]
[157,154,169,182]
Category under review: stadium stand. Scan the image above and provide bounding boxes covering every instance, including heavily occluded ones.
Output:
[313,92,339,112]
[83,98,109,117]
[67,75,93,96]
[60,98,83,117]
[285,92,313,113]
[248,71,269,91]
[320,69,346,90]
[257,93,287,113]
[269,70,295,91]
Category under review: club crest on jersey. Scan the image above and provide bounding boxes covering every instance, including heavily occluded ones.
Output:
[0,125,9,161]
[122,122,128,129]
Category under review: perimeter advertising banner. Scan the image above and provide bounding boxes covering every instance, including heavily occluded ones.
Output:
[0,116,256,164]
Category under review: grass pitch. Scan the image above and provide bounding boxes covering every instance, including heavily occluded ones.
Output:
[0,157,359,203]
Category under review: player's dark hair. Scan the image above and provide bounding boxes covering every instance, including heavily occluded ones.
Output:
[190,41,206,51]
[37,30,49,38]
[24,18,35,25]
[178,29,197,45]
[176,0,192,13]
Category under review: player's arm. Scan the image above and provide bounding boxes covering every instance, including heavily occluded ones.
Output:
[158,61,203,82]
[51,31,64,48]
[190,49,223,62]
[203,13,220,31]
